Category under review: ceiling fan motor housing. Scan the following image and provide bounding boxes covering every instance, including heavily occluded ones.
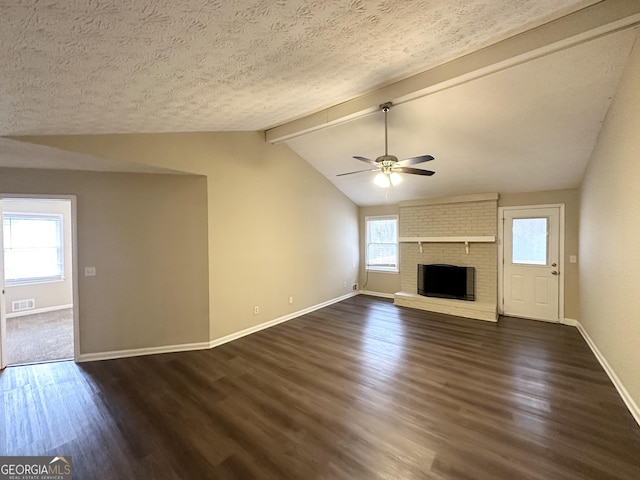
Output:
[375,154,399,166]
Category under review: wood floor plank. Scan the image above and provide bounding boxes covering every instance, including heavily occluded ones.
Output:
[1,295,639,479]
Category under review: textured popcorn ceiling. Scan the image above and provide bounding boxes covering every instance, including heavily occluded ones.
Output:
[0,0,599,135]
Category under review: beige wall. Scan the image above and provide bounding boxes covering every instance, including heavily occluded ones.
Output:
[499,189,580,320]
[0,169,210,354]
[17,132,360,340]
[3,198,73,314]
[579,34,640,410]
[358,204,401,295]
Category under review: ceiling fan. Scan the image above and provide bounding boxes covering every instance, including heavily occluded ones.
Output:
[337,102,435,188]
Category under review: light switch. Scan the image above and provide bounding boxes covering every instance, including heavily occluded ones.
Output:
[84,267,96,276]
[569,255,577,264]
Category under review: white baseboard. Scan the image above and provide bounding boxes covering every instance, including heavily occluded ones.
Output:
[209,292,359,348]
[561,317,579,326]
[6,304,73,319]
[359,290,395,299]
[77,292,359,363]
[77,341,211,363]
[574,320,640,427]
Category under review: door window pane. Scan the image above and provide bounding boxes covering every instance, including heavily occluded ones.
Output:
[512,218,547,265]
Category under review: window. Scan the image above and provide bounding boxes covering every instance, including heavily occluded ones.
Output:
[365,215,398,272]
[512,217,548,265]
[3,213,64,285]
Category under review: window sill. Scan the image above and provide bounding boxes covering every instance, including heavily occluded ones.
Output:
[5,278,65,288]
[366,268,399,274]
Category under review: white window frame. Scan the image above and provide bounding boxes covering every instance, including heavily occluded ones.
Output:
[365,215,399,273]
[3,212,65,286]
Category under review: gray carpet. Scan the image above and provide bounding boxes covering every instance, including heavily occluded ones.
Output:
[6,308,74,365]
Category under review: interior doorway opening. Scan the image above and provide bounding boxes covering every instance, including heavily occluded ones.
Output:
[1,196,78,366]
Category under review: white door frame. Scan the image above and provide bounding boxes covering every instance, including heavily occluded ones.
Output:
[0,194,80,367]
[498,203,565,322]
[0,204,5,369]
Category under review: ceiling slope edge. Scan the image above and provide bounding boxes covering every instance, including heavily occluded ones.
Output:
[265,0,640,144]
[0,137,188,175]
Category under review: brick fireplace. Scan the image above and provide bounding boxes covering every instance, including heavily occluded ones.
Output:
[394,193,498,321]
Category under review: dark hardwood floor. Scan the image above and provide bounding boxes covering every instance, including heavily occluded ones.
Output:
[1,295,639,479]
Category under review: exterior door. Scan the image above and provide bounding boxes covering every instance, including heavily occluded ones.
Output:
[502,207,561,322]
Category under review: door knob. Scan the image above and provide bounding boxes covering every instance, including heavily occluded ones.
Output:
[551,270,559,275]
[551,263,557,267]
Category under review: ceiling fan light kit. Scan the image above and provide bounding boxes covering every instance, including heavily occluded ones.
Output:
[374,171,403,188]
[337,102,436,188]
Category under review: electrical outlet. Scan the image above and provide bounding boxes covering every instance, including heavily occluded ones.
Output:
[343,281,347,288]
[253,305,259,315]
[352,284,358,291]
[288,296,294,304]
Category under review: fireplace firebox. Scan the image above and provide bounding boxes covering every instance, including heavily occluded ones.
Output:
[418,264,475,301]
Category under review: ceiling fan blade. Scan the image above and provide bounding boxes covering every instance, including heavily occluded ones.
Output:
[397,167,436,176]
[353,156,377,165]
[400,154,435,165]
[337,168,378,177]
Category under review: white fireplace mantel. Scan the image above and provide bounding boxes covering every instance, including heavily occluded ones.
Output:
[398,236,496,254]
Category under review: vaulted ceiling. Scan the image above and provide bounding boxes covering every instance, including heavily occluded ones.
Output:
[1,1,639,205]
[285,28,636,205]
